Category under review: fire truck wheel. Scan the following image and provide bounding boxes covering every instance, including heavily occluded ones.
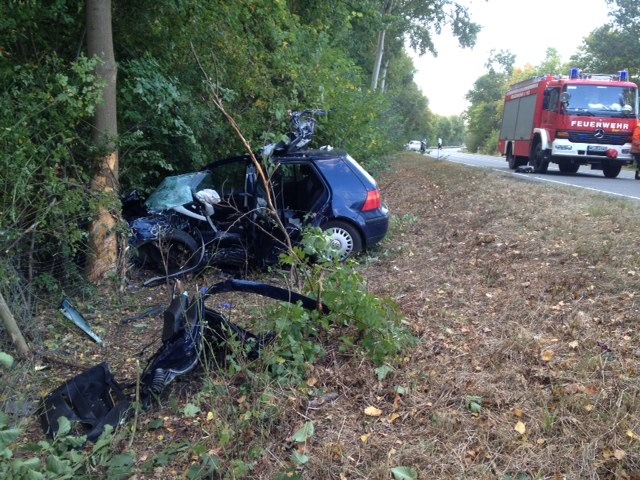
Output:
[558,161,580,174]
[602,164,621,178]
[532,143,549,173]
[507,150,517,169]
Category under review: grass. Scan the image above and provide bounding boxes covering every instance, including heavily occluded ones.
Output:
[4,153,640,478]
[346,155,640,479]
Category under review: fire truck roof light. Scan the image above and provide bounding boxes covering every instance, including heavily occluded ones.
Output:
[568,67,630,82]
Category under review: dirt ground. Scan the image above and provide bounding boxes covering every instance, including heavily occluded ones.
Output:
[9,153,640,479]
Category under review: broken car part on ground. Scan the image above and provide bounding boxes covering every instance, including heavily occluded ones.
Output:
[39,279,327,443]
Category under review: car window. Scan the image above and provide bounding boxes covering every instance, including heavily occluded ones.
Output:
[344,154,377,186]
[208,161,248,195]
[144,172,211,211]
[278,163,326,214]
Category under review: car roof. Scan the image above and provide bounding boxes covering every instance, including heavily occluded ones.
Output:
[202,148,379,188]
[204,148,348,170]
[273,147,348,163]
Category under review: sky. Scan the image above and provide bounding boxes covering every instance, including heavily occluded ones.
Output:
[410,0,612,116]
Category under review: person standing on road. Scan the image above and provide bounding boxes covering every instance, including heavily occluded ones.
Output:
[632,122,640,179]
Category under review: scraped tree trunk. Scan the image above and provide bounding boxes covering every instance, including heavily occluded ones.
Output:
[85,0,119,283]
[0,292,29,358]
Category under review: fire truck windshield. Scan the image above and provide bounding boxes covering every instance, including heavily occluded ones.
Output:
[564,85,637,117]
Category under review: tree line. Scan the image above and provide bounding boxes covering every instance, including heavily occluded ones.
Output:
[0,0,477,346]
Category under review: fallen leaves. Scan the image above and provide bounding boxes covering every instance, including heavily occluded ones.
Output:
[602,448,627,460]
[364,406,382,417]
[540,350,554,362]
[626,430,640,441]
[563,383,598,395]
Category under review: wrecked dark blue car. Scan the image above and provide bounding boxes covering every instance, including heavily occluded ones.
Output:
[123,110,390,279]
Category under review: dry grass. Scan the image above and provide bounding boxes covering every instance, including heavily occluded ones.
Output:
[6,153,640,479]
[296,155,640,479]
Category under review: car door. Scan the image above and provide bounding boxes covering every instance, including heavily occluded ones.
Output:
[277,162,329,226]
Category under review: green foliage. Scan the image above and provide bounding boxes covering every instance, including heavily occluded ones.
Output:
[0,53,105,302]
[320,261,416,365]
[431,115,466,147]
[290,421,315,443]
[392,80,431,143]
[0,352,14,369]
[182,402,201,418]
[568,1,640,78]
[571,24,640,77]
[464,69,508,154]
[1,1,438,289]
[259,299,326,383]
[375,364,394,381]
[465,395,483,414]
[286,421,314,466]
[269,228,416,380]
[118,57,204,193]
[391,466,418,480]
[0,0,84,70]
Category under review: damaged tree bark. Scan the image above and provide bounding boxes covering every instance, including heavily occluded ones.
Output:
[0,291,29,358]
[85,0,120,283]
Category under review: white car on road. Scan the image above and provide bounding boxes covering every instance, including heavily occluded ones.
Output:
[405,140,422,152]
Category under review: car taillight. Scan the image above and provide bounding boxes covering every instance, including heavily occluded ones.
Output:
[362,189,381,211]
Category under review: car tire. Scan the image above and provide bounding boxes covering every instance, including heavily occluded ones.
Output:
[144,229,202,274]
[321,220,362,261]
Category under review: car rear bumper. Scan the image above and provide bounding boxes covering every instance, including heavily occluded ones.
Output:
[362,205,390,247]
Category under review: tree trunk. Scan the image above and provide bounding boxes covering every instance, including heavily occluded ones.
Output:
[371,30,386,91]
[0,292,30,358]
[85,0,119,283]
[380,58,390,93]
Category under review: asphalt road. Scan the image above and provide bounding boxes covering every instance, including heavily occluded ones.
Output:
[426,147,640,202]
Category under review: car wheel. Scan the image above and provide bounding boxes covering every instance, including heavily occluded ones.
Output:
[145,229,202,274]
[321,220,362,261]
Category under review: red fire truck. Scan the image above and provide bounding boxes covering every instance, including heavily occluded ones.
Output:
[498,68,638,178]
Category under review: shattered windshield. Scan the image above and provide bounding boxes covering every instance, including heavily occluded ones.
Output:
[145,172,214,211]
[564,85,637,117]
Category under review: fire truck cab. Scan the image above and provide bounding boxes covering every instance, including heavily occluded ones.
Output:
[498,68,638,178]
